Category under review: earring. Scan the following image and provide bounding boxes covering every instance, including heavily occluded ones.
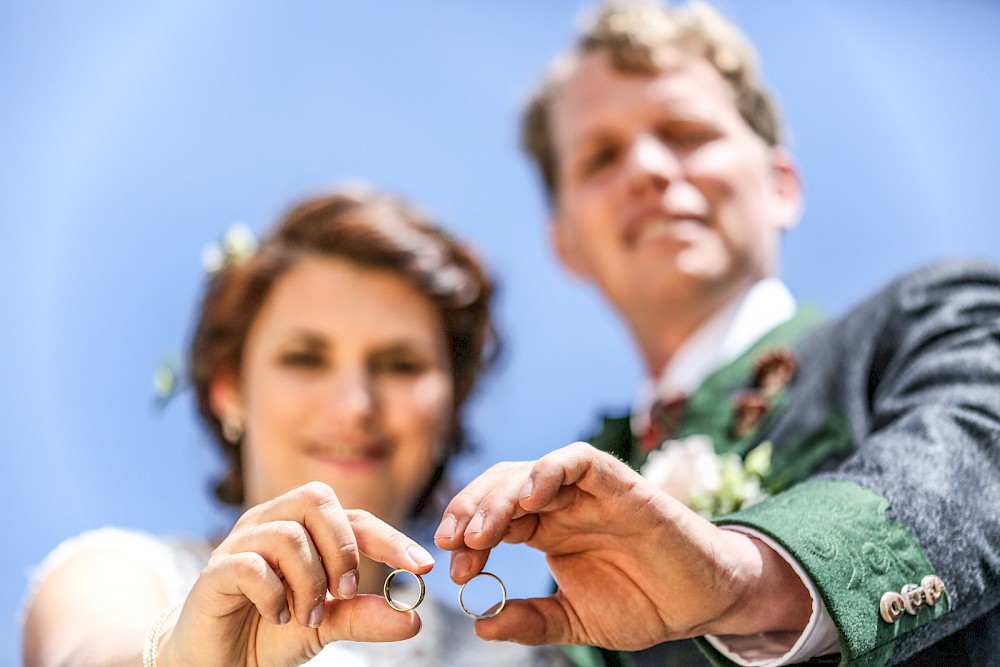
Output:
[222,416,244,443]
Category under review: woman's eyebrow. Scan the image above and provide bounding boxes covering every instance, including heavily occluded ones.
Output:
[283,329,328,348]
[375,340,429,355]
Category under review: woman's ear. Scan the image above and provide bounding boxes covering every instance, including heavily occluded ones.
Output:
[209,373,244,440]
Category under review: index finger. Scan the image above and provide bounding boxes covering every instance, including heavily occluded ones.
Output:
[254,482,434,597]
[432,461,533,553]
[346,508,436,573]
[518,442,639,513]
[456,443,643,552]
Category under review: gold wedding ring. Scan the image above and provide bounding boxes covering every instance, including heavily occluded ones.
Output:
[383,569,426,612]
[458,571,507,619]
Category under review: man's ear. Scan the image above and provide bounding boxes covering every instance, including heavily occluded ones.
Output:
[549,214,591,279]
[209,372,243,426]
[770,147,804,231]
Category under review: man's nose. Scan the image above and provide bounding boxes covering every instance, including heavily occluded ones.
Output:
[624,133,681,194]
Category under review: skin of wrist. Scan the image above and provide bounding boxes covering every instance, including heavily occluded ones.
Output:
[154,623,177,667]
[708,532,812,637]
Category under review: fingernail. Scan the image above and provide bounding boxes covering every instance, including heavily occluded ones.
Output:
[434,514,457,541]
[337,570,358,599]
[408,544,435,567]
[519,477,533,499]
[309,602,324,628]
[466,510,486,535]
[450,551,471,580]
[279,607,291,625]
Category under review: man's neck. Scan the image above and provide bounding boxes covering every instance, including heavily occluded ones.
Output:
[628,277,797,436]
[629,279,754,376]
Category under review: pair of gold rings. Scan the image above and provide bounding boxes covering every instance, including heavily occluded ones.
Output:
[382,569,507,619]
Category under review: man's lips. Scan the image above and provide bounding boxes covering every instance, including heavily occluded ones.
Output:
[625,213,707,247]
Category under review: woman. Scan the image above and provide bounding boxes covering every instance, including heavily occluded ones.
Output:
[22,186,568,666]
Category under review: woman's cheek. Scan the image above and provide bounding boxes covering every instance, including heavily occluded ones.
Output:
[409,373,454,440]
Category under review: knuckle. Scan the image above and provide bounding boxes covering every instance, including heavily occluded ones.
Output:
[345,508,375,526]
[267,520,311,550]
[299,480,336,504]
[230,552,270,581]
[335,536,360,559]
[596,448,621,465]
[482,490,517,517]
[452,489,481,514]
[234,502,266,528]
[202,553,227,577]
[294,565,329,598]
[389,532,415,554]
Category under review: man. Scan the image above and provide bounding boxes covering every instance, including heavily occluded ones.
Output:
[435,2,1000,665]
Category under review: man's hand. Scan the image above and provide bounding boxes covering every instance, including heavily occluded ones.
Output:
[434,443,810,650]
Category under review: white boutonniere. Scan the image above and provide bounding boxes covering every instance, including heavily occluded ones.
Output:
[639,435,773,518]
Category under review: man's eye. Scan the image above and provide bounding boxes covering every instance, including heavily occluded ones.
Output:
[279,351,324,369]
[581,146,619,175]
[663,125,718,148]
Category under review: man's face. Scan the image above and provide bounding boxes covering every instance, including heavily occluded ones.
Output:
[549,51,800,320]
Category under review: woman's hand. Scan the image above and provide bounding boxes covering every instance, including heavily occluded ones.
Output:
[162,481,435,667]
[433,443,810,650]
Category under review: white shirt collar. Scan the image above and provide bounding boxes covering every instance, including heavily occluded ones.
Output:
[631,278,796,436]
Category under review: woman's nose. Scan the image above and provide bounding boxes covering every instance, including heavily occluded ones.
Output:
[328,370,375,424]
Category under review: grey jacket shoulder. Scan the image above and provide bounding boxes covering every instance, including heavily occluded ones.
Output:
[788,257,1000,663]
[856,257,1000,313]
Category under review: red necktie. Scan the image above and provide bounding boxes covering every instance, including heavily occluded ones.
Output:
[640,395,687,452]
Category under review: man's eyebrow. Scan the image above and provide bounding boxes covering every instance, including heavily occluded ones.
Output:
[569,128,619,153]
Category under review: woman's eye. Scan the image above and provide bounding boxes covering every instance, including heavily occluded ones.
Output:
[373,357,427,376]
[279,351,325,369]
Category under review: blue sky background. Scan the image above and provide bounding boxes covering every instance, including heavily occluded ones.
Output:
[3,1,999,662]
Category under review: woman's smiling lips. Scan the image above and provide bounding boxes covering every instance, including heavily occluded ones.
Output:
[302,438,392,471]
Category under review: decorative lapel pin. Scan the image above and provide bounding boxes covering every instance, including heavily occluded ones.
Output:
[732,390,771,437]
[752,348,798,397]
[729,347,797,438]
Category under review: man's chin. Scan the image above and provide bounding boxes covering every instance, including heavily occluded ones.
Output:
[633,268,733,307]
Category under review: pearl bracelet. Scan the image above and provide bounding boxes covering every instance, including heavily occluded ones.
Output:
[142,604,181,667]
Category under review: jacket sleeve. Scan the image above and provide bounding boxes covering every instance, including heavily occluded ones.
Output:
[698,259,1000,666]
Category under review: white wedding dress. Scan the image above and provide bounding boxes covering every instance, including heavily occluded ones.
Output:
[24,527,570,667]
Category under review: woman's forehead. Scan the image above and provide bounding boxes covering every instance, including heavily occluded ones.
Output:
[250,255,446,349]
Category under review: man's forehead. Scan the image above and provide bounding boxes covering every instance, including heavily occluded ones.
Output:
[552,51,737,138]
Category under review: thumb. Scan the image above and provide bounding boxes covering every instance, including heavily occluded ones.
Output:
[472,597,575,646]
[319,595,422,643]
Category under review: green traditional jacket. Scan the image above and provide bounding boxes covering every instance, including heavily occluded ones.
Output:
[559,262,995,667]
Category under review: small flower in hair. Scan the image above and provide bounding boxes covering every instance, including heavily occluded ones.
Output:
[201,222,258,274]
[153,354,187,409]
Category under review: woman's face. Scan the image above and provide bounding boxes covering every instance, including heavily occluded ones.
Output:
[221,255,454,527]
